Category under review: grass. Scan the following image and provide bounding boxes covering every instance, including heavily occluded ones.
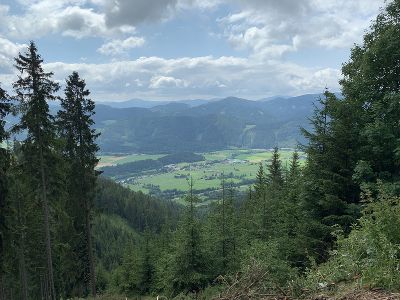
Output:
[98,154,164,167]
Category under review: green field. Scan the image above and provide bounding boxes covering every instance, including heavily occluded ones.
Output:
[127,161,257,192]
[99,148,303,202]
[98,153,164,167]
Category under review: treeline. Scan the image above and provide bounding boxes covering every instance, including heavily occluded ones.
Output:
[0,42,101,299]
[101,151,205,177]
[2,0,400,298]
[98,1,400,298]
[158,152,205,165]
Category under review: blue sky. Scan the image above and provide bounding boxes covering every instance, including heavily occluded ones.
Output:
[0,0,385,101]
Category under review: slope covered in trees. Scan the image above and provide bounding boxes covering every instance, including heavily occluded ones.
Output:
[92,94,320,153]
[2,0,400,299]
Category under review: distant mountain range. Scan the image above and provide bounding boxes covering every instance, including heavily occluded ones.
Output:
[97,98,217,109]
[93,93,325,153]
[4,93,327,153]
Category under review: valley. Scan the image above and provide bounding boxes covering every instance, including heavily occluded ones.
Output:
[2,1,399,299]
[99,148,304,202]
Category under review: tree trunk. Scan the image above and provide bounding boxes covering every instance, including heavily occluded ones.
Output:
[39,146,56,300]
[14,178,29,300]
[85,198,96,298]
[18,244,28,300]
[17,196,28,300]
[0,271,3,300]
[221,178,226,271]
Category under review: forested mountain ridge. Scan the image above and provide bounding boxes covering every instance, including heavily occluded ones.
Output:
[3,0,400,299]
[94,94,321,153]
[4,93,325,153]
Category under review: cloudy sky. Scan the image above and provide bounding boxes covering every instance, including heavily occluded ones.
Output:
[0,0,386,101]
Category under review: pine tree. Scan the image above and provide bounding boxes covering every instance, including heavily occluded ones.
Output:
[238,185,255,247]
[0,85,11,300]
[13,41,60,299]
[57,71,99,297]
[288,150,300,183]
[139,228,155,294]
[224,180,238,271]
[6,152,30,300]
[166,178,208,295]
[267,147,284,188]
[252,163,269,238]
[254,162,267,198]
[208,177,238,276]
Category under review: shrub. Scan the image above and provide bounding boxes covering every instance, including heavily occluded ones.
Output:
[304,184,400,293]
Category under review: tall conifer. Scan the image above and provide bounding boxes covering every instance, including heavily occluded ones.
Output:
[13,41,60,299]
[57,71,99,297]
[0,85,11,300]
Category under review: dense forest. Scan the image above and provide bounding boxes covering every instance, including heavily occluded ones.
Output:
[2,1,400,299]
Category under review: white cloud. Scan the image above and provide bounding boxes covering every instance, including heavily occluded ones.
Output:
[0,37,26,90]
[219,0,385,59]
[2,1,135,39]
[0,0,386,100]
[97,36,145,56]
[0,37,27,74]
[149,75,189,89]
[42,55,340,101]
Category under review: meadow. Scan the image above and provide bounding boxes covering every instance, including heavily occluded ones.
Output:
[99,148,303,201]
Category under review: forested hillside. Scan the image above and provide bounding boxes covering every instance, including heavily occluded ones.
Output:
[1,1,400,300]
[93,94,319,153]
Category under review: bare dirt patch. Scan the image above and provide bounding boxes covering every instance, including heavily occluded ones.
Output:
[312,289,400,300]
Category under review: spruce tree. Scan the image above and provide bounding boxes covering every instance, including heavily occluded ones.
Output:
[6,152,31,300]
[0,85,11,300]
[208,177,238,276]
[288,150,301,183]
[57,71,99,297]
[139,228,156,294]
[253,163,268,238]
[301,91,361,262]
[254,162,267,198]
[340,0,400,185]
[167,178,208,294]
[267,147,284,188]
[13,41,60,299]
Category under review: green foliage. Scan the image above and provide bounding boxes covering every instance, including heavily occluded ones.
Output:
[267,147,284,188]
[0,85,11,287]
[240,240,298,290]
[5,1,400,297]
[205,179,239,277]
[95,177,180,232]
[57,71,100,296]
[158,180,209,296]
[12,41,61,300]
[110,229,156,296]
[304,186,400,293]
[93,213,139,272]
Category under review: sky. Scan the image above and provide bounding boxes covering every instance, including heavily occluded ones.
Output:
[0,0,386,102]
